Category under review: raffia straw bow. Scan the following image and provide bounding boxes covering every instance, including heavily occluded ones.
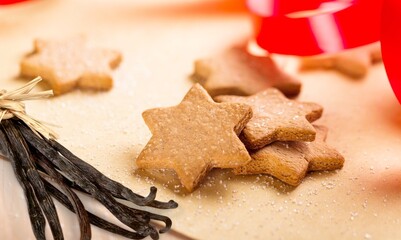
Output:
[0,76,57,139]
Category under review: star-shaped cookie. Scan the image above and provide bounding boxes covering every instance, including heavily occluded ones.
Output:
[191,46,301,97]
[20,36,122,95]
[299,42,382,79]
[293,125,345,172]
[233,125,344,186]
[136,84,253,192]
[215,88,323,149]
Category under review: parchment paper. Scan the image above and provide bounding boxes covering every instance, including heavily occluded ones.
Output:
[1,1,401,239]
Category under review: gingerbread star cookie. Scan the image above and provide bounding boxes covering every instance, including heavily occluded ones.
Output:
[191,46,301,97]
[295,125,345,172]
[20,36,122,95]
[299,42,382,79]
[136,84,253,192]
[215,88,323,149]
[234,125,344,186]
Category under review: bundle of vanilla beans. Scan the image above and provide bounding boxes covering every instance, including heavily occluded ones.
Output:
[0,78,177,240]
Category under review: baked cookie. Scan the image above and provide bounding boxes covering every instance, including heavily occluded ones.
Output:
[191,46,301,97]
[136,84,252,192]
[299,42,382,79]
[298,125,345,171]
[20,36,122,95]
[215,88,323,149]
[234,125,344,186]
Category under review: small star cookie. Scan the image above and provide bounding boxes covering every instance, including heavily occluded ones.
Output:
[136,84,253,192]
[191,46,301,97]
[234,125,344,186]
[295,125,345,172]
[215,88,323,149]
[300,42,382,79]
[20,36,122,95]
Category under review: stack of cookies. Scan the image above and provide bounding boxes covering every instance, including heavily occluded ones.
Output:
[136,47,344,192]
[215,89,344,187]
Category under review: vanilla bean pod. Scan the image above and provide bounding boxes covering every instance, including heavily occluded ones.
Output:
[37,157,171,238]
[35,152,91,240]
[0,128,46,240]
[2,120,64,240]
[43,180,148,239]
[19,123,157,238]
[1,119,177,240]
[35,148,162,239]
[47,138,178,209]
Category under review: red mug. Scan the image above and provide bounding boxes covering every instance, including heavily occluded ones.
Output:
[247,0,401,103]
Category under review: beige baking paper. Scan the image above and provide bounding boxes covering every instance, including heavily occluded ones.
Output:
[1,1,401,239]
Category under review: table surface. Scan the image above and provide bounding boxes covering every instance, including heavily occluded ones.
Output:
[1,1,401,239]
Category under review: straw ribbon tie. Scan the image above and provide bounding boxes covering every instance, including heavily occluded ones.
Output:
[0,76,57,139]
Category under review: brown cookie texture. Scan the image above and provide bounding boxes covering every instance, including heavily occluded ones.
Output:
[136,83,253,192]
[20,36,122,95]
[295,125,345,171]
[233,125,344,186]
[300,42,382,79]
[235,142,309,186]
[191,46,301,97]
[215,88,323,149]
